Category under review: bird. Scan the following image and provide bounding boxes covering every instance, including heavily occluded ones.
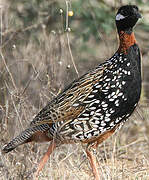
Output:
[2,5,142,180]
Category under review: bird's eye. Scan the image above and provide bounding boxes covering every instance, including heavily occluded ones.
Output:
[120,10,124,14]
[120,9,126,16]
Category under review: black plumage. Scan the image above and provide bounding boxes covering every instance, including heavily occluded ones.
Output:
[2,5,142,179]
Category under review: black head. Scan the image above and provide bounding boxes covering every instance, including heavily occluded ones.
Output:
[116,5,141,32]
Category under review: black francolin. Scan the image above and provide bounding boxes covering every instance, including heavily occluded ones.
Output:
[2,5,142,180]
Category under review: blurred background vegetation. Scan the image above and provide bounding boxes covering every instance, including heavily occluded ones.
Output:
[1,0,149,107]
[0,0,149,179]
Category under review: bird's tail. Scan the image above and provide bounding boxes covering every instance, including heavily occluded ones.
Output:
[2,124,50,153]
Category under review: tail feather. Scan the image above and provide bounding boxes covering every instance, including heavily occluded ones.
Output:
[2,124,50,153]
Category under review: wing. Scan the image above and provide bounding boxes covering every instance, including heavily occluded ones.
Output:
[30,66,105,127]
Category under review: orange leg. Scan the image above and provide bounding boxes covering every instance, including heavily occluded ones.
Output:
[84,127,117,179]
[86,143,100,180]
[35,141,56,179]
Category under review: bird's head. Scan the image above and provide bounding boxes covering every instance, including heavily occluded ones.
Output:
[116,5,141,33]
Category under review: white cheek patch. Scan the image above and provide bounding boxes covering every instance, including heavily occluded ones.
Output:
[116,13,125,21]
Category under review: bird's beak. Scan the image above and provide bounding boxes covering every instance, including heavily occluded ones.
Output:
[136,12,142,19]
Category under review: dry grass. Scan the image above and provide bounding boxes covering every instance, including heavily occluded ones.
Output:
[1,113,149,180]
[0,1,149,180]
